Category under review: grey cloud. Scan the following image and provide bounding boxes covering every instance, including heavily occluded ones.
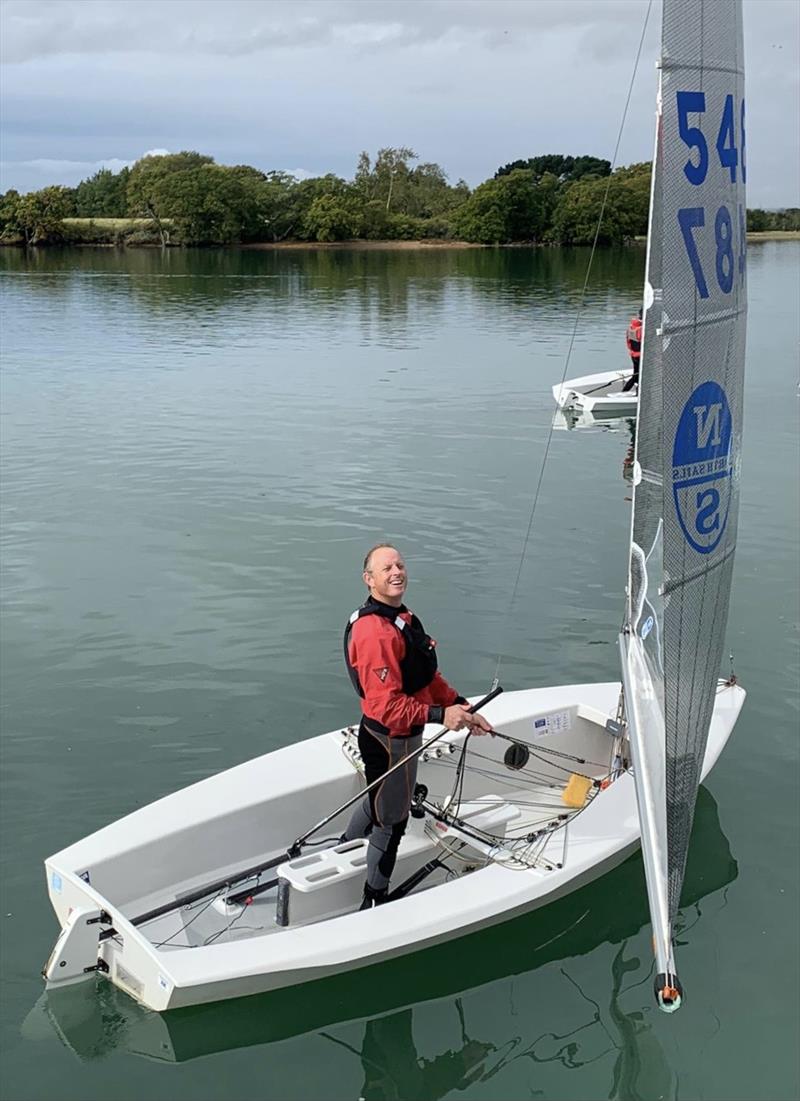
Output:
[2,0,650,64]
[3,0,796,68]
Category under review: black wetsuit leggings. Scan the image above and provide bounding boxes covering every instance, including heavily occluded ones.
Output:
[343,722,422,892]
[622,355,640,392]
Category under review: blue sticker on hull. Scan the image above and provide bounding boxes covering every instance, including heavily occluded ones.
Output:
[672,381,733,554]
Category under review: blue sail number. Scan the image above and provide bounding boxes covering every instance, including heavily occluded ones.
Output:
[678,207,709,297]
[716,94,739,183]
[740,99,747,184]
[715,205,734,293]
[676,91,746,297]
[677,91,708,185]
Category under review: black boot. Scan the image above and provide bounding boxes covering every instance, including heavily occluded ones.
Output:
[359,883,388,910]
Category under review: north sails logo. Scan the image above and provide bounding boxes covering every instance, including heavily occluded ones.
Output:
[373,667,389,683]
[672,381,733,555]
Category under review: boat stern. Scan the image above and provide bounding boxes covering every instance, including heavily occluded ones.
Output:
[552,382,591,411]
[42,861,178,1011]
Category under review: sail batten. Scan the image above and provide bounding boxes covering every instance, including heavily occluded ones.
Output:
[660,60,742,75]
[665,304,747,333]
[622,0,746,1006]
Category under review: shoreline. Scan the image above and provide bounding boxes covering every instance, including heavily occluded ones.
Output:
[2,231,798,252]
[744,230,800,241]
[213,231,800,249]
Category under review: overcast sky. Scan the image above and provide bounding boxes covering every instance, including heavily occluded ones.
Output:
[1,0,798,207]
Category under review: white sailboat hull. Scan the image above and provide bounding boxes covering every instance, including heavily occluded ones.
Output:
[552,371,638,415]
[43,680,744,1012]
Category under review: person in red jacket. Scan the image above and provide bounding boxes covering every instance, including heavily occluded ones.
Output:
[622,308,643,392]
[342,544,492,909]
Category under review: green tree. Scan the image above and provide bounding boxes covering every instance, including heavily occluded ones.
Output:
[406,162,465,218]
[14,186,72,244]
[303,193,360,241]
[127,151,215,243]
[355,149,468,235]
[74,167,130,217]
[297,176,360,241]
[0,190,22,239]
[495,158,533,178]
[454,170,552,244]
[771,208,800,230]
[496,154,611,182]
[148,163,271,244]
[252,171,297,241]
[569,155,612,181]
[359,199,391,240]
[550,170,642,245]
[354,152,374,201]
[453,177,508,243]
[372,147,417,212]
[610,161,651,236]
[226,166,288,241]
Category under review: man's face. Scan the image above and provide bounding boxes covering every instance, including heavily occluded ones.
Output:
[364,547,408,606]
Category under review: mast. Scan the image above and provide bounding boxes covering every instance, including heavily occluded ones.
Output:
[620,0,747,1012]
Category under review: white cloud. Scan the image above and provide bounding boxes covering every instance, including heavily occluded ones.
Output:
[0,151,174,192]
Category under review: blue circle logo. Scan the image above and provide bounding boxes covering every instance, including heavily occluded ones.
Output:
[672,381,733,555]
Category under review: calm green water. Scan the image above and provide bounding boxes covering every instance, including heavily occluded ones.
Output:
[0,243,797,1101]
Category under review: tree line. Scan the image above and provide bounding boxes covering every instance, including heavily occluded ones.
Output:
[0,148,797,247]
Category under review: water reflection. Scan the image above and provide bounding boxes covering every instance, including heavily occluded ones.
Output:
[0,243,646,288]
[477,944,676,1101]
[324,1000,498,1101]
[25,787,735,1099]
[622,418,637,483]
[553,410,637,486]
[1,244,646,346]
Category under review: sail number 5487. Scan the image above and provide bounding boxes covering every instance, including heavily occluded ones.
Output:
[676,91,746,298]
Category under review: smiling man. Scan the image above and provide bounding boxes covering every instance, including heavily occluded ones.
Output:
[342,543,491,909]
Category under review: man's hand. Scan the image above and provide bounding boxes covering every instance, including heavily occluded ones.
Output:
[443,704,494,735]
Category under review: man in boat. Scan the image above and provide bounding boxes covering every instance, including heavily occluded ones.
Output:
[622,308,642,392]
[342,544,492,909]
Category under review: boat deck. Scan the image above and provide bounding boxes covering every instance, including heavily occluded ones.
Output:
[139,778,593,952]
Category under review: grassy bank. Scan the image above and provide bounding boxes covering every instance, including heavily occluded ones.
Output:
[60,217,170,245]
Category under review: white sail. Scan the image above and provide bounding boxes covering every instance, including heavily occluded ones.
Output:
[621,0,747,1011]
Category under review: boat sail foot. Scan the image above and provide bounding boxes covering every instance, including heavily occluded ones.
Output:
[654,972,683,1014]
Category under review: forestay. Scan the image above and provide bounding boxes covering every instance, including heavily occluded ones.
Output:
[620,0,747,1009]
